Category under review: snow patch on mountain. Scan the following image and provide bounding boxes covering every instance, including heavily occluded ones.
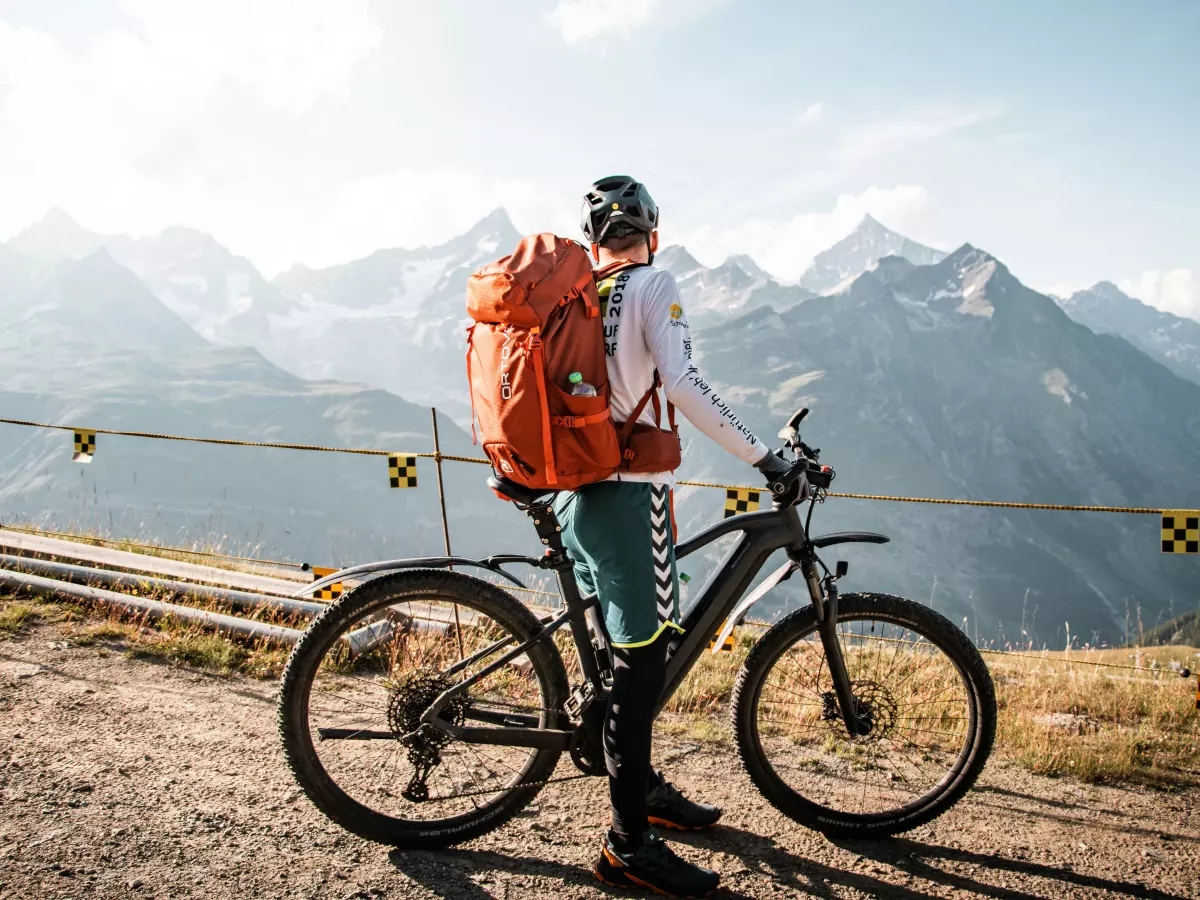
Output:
[800,214,945,294]
[957,259,997,318]
[1059,282,1200,386]
[1042,368,1083,404]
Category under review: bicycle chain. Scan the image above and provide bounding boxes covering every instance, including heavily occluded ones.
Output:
[439,770,595,801]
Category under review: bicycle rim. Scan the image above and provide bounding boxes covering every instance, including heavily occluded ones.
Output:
[293,581,559,827]
[750,606,978,821]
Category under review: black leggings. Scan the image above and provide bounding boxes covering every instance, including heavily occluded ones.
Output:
[605,635,668,845]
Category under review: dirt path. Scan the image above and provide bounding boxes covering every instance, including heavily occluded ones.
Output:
[1,621,1197,900]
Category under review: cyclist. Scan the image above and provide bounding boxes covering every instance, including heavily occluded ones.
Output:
[557,175,798,897]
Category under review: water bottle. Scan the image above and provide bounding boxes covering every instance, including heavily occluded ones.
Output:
[568,371,597,397]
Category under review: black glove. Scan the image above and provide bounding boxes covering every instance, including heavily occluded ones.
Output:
[754,449,811,505]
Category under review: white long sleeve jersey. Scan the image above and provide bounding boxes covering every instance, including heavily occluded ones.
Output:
[595,264,769,485]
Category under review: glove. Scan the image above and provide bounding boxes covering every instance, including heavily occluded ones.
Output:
[754,448,792,482]
[754,449,811,505]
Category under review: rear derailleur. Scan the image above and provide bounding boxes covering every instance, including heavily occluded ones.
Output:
[388,670,469,802]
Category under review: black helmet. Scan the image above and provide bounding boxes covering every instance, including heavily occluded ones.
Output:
[581,176,659,243]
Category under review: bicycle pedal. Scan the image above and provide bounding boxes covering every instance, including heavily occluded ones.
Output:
[564,682,595,719]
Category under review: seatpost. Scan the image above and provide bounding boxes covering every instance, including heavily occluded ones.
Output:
[525,502,604,688]
[526,501,569,563]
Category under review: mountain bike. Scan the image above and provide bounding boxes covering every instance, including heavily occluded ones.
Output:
[277,407,996,848]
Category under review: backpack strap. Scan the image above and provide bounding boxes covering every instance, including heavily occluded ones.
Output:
[645,373,677,432]
[593,260,649,282]
[465,326,478,445]
[551,409,613,428]
[617,370,670,446]
[528,327,558,485]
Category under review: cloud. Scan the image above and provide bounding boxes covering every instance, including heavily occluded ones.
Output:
[0,1,383,268]
[796,102,824,126]
[545,0,728,45]
[1119,269,1199,321]
[838,107,1000,167]
[300,169,570,270]
[547,0,659,44]
[675,184,932,282]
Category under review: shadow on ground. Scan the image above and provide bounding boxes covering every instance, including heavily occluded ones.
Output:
[389,820,1191,900]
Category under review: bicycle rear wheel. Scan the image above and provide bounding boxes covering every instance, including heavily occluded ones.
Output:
[277,570,569,848]
[732,592,995,837]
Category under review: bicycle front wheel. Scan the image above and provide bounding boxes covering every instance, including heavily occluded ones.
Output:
[732,592,995,838]
[278,570,569,848]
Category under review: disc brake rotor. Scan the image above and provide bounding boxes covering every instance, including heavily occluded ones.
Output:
[821,680,899,745]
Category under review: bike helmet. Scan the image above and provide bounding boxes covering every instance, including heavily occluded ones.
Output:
[581,176,659,244]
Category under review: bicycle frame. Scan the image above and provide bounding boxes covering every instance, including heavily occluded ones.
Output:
[413,494,889,750]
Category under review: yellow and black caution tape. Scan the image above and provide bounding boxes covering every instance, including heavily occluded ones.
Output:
[679,478,1170,515]
[1162,510,1200,554]
[723,488,760,518]
[72,430,96,463]
[388,454,419,489]
[3,416,1191,521]
[311,566,344,601]
[0,416,424,460]
[825,492,1168,515]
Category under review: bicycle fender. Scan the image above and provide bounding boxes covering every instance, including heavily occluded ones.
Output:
[810,531,890,548]
[294,556,528,599]
[710,560,797,654]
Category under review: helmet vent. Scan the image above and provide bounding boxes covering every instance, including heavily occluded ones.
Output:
[620,183,640,197]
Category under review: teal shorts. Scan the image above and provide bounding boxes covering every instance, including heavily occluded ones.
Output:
[552,481,684,648]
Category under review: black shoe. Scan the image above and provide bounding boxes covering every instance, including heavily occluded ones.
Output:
[646,775,722,831]
[593,828,720,898]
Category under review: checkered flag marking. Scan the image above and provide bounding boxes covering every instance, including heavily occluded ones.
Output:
[388,454,418,488]
[723,488,761,519]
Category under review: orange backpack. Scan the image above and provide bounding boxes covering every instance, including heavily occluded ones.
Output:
[466,234,680,492]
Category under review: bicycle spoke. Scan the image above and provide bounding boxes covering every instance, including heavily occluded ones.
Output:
[299,590,555,825]
[752,611,975,820]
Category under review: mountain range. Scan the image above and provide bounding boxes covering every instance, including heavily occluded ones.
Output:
[2,208,1197,642]
[0,240,515,567]
[1058,282,1200,387]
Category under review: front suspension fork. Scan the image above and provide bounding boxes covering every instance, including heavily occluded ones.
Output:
[803,559,868,737]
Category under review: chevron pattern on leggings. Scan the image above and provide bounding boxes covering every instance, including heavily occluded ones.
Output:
[650,485,673,625]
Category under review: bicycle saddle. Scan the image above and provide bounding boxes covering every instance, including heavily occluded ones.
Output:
[487,475,558,506]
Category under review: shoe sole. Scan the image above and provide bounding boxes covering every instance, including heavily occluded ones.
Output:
[647,815,719,832]
[612,814,722,832]
[594,847,717,898]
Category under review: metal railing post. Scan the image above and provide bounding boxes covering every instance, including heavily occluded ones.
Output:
[431,407,465,658]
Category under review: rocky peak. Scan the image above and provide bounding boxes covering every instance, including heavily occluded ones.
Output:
[656,245,704,276]
[800,215,945,294]
[7,207,108,262]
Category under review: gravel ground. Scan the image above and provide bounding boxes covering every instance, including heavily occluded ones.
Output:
[1,621,1198,900]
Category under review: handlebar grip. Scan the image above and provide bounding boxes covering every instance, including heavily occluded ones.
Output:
[768,459,810,497]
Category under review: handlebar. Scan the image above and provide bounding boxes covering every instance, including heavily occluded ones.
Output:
[770,405,836,498]
[766,458,811,499]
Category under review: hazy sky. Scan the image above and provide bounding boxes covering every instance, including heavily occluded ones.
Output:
[1,0,1197,317]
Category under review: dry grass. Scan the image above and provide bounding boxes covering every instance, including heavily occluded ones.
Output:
[987,648,1200,785]
[3,572,1198,787]
[0,592,291,679]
